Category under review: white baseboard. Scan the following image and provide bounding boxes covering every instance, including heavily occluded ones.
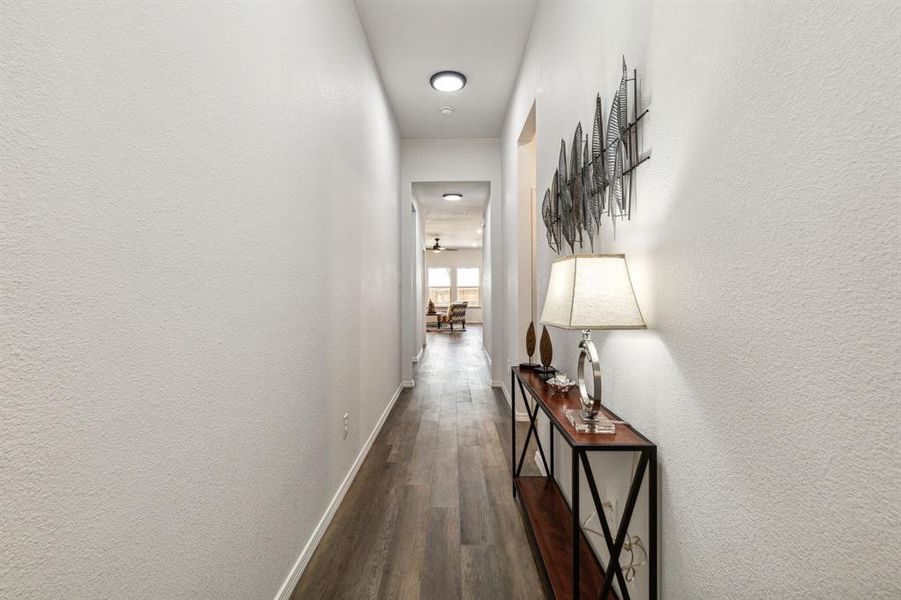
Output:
[482,345,492,366]
[401,379,415,388]
[491,380,529,421]
[412,346,424,364]
[491,379,510,404]
[535,450,547,476]
[273,382,404,600]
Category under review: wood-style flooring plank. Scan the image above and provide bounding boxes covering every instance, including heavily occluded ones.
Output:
[377,483,432,600]
[293,327,547,599]
[420,506,462,600]
[460,544,505,600]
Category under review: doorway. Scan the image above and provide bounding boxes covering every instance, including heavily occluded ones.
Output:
[412,181,490,348]
[512,103,538,364]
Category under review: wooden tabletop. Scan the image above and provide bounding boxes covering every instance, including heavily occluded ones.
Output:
[513,367,655,449]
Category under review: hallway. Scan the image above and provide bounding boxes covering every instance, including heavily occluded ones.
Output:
[293,327,546,599]
[4,2,899,598]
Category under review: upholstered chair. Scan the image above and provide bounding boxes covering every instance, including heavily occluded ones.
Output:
[438,301,468,331]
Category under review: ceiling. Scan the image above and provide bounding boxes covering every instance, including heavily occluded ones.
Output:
[354,0,538,138]
[413,181,489,249]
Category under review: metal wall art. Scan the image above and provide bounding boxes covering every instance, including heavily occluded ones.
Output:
[542,58,650,254]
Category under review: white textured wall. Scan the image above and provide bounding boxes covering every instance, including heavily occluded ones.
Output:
[1,2,401,598]
[501,1,900,598]
[399,138,503,382]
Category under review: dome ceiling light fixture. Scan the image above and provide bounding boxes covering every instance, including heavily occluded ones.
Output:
[430,70,467,92]
[442,192,463,201]
[439,106,455,117]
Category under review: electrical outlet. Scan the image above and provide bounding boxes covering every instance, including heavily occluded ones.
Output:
[603,498,618,524]
[342,413,349,439]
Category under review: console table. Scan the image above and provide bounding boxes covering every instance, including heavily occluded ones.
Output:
[511,367,657,600]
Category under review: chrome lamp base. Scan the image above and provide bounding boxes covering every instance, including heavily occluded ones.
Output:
[565,409,616,434]
[573,330,616,434]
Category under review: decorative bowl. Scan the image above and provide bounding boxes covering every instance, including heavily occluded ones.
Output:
[547,375,575,393]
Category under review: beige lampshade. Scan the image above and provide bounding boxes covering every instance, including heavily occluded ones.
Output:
[540,254,646,330]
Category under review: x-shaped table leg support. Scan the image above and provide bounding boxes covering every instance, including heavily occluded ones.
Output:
[578,450,649,600]
[514,378,551,478]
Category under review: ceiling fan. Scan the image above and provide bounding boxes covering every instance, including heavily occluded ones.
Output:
[428,237,457,253]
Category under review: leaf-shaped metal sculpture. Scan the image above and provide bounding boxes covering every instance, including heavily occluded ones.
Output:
[615,58,629,138]
[606,61,629,215]
[570,124,584,247]
[591,95,604,165]
[526,321,536,362]
[558,138,567,185]
[582,137,596,251]
[611,138,626,216]
[592,94,607,218]
[557,139,576,253]
[550,172,560,252]
[541,188,557,253]
[560,184,575,254]
[539,326,553,368]
[581,137,593,207]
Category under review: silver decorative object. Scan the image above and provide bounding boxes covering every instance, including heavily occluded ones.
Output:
[540,58,650,254]
[577,329,605,421]
[547,373,576,393]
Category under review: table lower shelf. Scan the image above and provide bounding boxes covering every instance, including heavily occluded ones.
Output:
[515,477,619,600]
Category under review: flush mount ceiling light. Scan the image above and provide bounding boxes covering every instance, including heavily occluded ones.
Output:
[430,70,466,92]
[439,106,455,117]
[443,192,463,201]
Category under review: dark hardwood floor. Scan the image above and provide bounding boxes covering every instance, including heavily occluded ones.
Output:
[292,325,546,599]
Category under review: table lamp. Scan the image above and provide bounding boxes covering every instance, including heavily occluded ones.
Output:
[540,254,646,433]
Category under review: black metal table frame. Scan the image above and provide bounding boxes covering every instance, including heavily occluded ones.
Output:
[511,369,657,600]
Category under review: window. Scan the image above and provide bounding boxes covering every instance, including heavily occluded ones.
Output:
[456,267,480,306]
[428,267,451,306]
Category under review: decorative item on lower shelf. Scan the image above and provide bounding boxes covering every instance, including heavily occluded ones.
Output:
[519,321,538,370]
[582,509,647,581]
[535,326,556,379]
